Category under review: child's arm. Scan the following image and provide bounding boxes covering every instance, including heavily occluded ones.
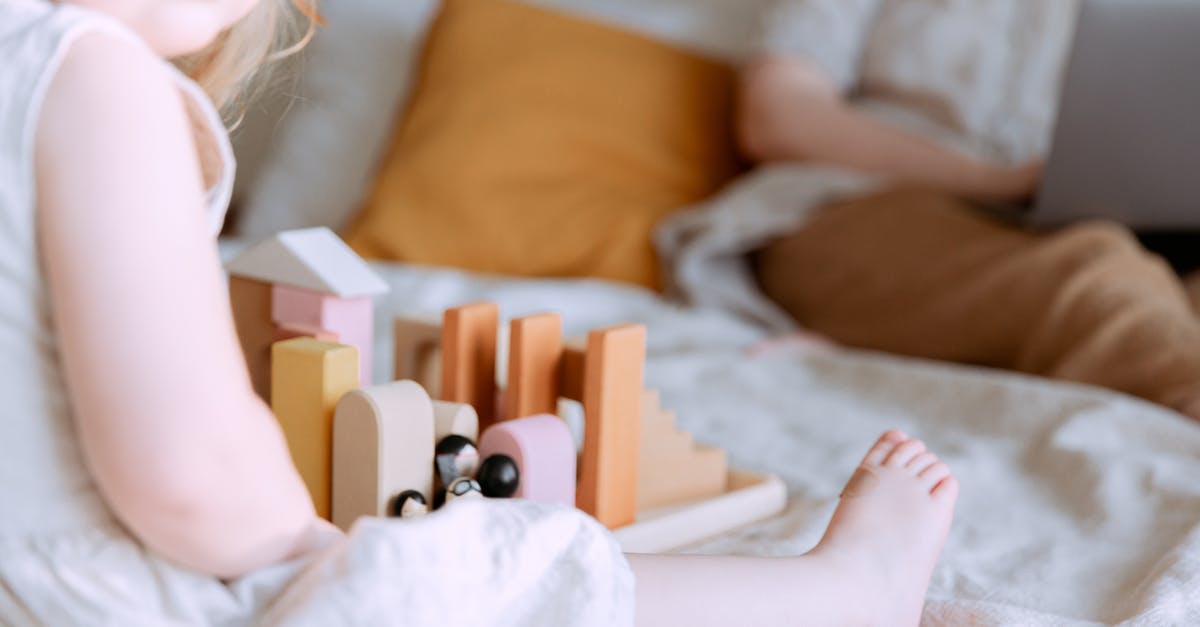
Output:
[737,55,1042,201]
[36,32,321,579]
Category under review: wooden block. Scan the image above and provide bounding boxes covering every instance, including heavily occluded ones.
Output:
[229,276,274,402]
[638,444,727,511]
[613,470,787,554]
[638,391,694,462]
[271,338,360,520]
[226,227,388,298]
[441,303,498,430]
[577,324,645,529]
[559,340,586,402]
[332,380,435,531]
[432,400,479,443]
[274,323,339,343]
[506,313,563,421]
[479,414,575,505]
[272,285,374,386]
[394,316,443,395]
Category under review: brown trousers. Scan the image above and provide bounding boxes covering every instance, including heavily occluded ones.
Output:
[756,188,1200,410]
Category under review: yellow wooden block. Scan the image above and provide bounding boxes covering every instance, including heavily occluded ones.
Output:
[271,338,360,520]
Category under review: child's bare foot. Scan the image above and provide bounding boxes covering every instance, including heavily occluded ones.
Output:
[627,431,957,627]
[810,430,959,626]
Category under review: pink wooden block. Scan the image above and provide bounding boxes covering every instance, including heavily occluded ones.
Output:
[272,285,374,385]
[478,414,575,505]
[273,323,340,343]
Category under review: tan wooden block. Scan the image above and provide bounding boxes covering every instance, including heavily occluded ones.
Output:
[637,444,728,511]
[229,276,275,402]
[271,338,360,520]
[432,400,479,443]
[393,316,443,395]
[332,381,435,531]
[577,324,645,529]
[441,303,498,430]
[638,391,692,460]
[642,414,696,460]
[506,313,563,421]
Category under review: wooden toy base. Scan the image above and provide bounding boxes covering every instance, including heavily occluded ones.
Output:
[613,469,786,553]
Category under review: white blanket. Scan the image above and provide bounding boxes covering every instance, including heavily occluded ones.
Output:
[367,262,1200,626]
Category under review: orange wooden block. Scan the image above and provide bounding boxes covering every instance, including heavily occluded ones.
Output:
[559,340,586,402]
[506,313,563,421]
[440,303,498,430]
[577,324,645,529]
[271,338,360,520]
[229,276,274,402]
[274,323,339,343]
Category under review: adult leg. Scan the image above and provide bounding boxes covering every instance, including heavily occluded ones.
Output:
[755,187,1200,412]
[630,431,957,627]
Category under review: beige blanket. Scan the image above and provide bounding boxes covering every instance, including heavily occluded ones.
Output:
[366,262,1200,626]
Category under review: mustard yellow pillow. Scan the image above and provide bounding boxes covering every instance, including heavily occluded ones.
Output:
[345,0,742,289]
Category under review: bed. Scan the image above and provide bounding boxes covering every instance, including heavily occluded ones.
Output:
[287,260,1198,626]
[226,0,1200,623]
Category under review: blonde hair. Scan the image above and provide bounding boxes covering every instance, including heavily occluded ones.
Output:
[174,0,319,126]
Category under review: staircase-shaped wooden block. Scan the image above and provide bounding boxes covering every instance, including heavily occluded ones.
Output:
[637,390,727,511]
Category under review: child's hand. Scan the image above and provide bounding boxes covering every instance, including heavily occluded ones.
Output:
[972,160,1045,202]
[287,518,346,560]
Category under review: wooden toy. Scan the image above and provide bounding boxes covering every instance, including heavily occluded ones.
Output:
[389,490,429,518]
[576,324,644,529]
[384,302,784,546]
[440,303,499,430]
[505,313,563,421]
[434,435,480,489]
[273,322,339,343]
[636,390,727,510]
[228,227,388,397]
[393,315,443,394]
[270,338,359,520]
[479,414,576,505]
[229,276,275,401]
[272,284,374,386]
[432,401,479,443]
[477,454,520,498]
[445,477,483,504]
[331,380,436,531]
[613,471,787,553]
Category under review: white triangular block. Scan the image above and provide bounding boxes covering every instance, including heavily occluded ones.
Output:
[227,227,388,297]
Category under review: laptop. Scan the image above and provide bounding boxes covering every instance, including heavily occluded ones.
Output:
[1031,0,1200,229]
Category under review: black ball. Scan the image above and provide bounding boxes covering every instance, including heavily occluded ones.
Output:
[435,435,480,488]
[477,454,520,498]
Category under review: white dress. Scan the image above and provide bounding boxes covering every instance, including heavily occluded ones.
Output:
[0,3,632,625]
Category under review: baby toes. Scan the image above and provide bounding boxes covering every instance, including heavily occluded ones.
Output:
[919,462,952,493]
[884,438,926,468]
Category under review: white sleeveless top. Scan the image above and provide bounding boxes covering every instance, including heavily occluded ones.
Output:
[0,0,234,536]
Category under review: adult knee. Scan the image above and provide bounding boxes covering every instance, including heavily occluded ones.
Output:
[1046,221,1146,269]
